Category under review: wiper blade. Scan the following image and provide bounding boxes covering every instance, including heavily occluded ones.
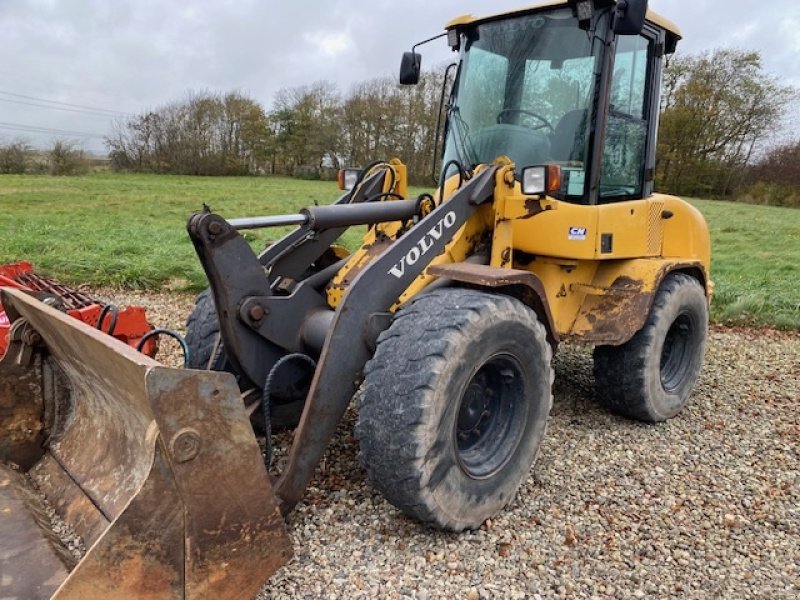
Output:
[447,105,477,171]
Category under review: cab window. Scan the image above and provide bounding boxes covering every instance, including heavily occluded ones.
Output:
[599,35,651,200]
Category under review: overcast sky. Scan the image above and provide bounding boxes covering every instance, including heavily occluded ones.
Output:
[1,0,798,153]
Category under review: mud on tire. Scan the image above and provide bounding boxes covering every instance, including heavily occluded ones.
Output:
[593,272,708,422]
[356,288,553,531]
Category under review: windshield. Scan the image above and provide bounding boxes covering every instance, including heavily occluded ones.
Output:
[442,8,605,199]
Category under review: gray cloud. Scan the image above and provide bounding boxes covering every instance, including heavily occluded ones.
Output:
[0,0,796,153]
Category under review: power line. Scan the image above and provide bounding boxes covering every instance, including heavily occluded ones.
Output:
[0,121,107,139]
[0,89,133,117]
[0,96,129,119]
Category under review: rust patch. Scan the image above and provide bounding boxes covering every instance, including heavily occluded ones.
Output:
[520,197,545,219]
[569,284,653,345]
[569,263,708,345]
[327,238,392,296]
[584,290,652,344]
[608,275,643,293]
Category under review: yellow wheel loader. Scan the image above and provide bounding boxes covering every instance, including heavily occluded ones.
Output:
[1,0,711,597]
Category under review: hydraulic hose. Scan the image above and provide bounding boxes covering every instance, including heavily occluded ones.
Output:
[135,329,190,368]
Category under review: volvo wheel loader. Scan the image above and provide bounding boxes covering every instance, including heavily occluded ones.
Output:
[1,1,711,597]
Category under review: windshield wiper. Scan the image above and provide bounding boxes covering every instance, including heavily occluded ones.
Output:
[447,105,477,174]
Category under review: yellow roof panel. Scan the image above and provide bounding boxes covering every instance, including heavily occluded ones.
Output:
[444,1,682,40]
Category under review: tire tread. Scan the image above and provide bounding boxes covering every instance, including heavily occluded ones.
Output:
[593,272,707,422]
[356,288,553,531]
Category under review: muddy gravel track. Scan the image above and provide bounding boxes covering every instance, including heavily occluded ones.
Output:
[99,289,799,599]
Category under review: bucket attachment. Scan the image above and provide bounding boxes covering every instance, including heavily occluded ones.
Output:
[0,288,291,599]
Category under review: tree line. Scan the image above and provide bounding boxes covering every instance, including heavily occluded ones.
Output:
[2,47,796,204]
[106,71,448,182]
[656,49,796,203]
[0,140,90,175]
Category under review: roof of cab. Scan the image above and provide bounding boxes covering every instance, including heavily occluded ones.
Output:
[444,1,682,41]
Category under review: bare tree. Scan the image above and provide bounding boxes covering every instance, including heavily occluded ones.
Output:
[107,91,271,175]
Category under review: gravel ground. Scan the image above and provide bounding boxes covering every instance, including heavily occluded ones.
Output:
[96,289,800,598]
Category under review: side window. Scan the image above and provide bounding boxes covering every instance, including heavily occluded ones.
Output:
[599,35,650,200]
[522,56,596,199]
[459,47,508,129]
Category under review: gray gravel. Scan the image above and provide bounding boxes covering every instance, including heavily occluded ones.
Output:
[99,289,800,599]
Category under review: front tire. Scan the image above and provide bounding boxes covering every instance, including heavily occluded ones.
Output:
[356,289,553,531]
[593,272,708,422]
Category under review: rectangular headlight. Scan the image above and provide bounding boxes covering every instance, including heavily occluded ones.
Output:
[522,166,546,195]
[575,0,594,21]
[447,28,460,50]
[521,165,562,196]
[338,168,362,191]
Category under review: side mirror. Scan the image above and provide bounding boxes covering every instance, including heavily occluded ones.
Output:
[613,0,648,35]
[399,52,421,85]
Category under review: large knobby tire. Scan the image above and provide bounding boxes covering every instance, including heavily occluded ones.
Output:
[593,272,708,422]
[185,288,306,431]
[185,288,230,372]
[356,289,553,531]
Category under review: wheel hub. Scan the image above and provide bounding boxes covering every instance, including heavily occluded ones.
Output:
[454,354,527,479]
[660,313,693,392]
[457,377,492,437]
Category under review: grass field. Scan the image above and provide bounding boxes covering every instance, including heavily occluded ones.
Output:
[689,198,799,330]
[0,172,797,329]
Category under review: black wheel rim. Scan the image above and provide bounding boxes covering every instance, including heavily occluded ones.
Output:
[660,312,694,392]
[454,353,527,479]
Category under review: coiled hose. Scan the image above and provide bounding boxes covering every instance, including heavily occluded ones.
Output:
[261,353,317,468]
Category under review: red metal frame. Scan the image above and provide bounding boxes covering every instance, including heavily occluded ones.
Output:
[0,262,156,357]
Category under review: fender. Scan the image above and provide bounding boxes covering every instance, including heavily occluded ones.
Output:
[426,261,559,348]
[568,260,709,345]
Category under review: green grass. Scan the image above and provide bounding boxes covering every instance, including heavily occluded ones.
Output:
[688,198,799,330]
[0,173,349,289]
[0,173,797,330]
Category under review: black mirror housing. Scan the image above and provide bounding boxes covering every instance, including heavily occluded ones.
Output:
[400,52,422,85]
[613,0,648,35]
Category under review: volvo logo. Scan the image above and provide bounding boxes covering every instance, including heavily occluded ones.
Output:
[388,211,457,279]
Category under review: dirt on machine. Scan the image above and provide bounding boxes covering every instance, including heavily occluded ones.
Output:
[1,1,712,597]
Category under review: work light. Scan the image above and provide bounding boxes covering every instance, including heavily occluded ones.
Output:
[521,165,562,196]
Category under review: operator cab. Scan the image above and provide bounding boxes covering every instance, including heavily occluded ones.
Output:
[402,0,681,205]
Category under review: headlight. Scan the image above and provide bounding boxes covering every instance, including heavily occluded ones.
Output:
[338,168,363,191]
[521,165,562,196]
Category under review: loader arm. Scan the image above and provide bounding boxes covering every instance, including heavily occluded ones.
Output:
[257,169,387,281]
[277,166,498,511]
[186,169,390,391]
[188,165,499,513]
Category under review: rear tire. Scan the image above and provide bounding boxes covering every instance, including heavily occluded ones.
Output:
[356,289,553,531]
[593,272,708,422]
